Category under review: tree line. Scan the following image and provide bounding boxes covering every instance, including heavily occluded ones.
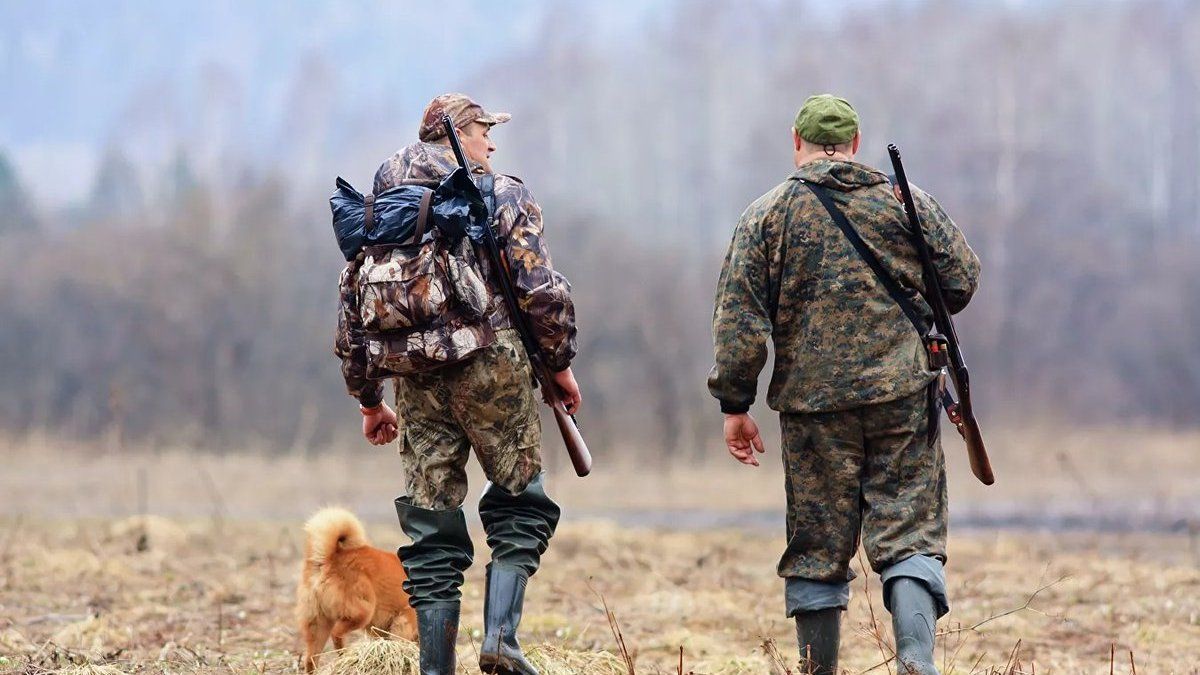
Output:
[0,0,1197,456]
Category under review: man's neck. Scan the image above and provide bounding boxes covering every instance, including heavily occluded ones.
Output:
[795,150,854,168]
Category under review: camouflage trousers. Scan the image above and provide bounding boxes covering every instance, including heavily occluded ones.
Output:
[395,329,543,510]
[778,385,947,588]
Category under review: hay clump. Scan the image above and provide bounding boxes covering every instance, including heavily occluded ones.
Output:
[108,515,188,552]
[50,665,127,675]
[525,645,628,675]
[316,637,421,675]
[50,616,129,654]
[0,627,34,654]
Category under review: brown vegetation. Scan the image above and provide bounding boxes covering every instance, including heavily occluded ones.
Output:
[1,515,1197,674]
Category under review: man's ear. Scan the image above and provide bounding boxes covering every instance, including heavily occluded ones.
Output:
[851,132,862,155]
[792,127,803,152]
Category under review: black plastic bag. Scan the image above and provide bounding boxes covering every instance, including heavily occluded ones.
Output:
[329,168,487,261]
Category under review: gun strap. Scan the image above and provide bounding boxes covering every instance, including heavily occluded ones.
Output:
[801,180,928,337]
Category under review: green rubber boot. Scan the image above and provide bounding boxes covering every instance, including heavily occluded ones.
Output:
[794,608,840,675]
[479,564,538,675]
[415,603,460,675]
[888,578,939,675]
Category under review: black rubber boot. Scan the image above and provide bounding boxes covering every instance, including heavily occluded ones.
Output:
[794,608,840,675]
[888,578,939,675]
[416,603,460,675]
[479,564,538,674]
[395,497,475,605]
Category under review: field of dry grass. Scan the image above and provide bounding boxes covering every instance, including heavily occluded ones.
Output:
[1,514,1198,674]
[1,430,1198,673]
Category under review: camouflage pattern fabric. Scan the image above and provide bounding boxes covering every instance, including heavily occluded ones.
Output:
[335,237,496,384]
[417,93,511,143]
[707,159,980,414]
[396,329,542,510]
[334,252,384,408]
[374,142,577,372]
[777,387,946,582]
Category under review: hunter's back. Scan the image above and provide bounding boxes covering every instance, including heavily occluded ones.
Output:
[709,158,979,414]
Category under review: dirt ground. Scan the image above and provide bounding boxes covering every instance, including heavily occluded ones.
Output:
[1,515,1197,674]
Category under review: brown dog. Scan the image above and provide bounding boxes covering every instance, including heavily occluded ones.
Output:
[295,507,418,672]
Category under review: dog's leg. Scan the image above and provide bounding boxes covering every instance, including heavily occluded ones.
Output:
[389,609,418,642]
[331,616,367,650]
[301,618,332,674]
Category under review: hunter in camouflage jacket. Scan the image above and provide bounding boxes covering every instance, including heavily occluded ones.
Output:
[335,141,577,407]
[707,159,980,415]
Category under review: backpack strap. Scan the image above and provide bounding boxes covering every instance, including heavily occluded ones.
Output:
[412,189,433,245]
[801,180,928,337]
[363,194,376,232]
[479,174,498,243]
[480,174,496,218]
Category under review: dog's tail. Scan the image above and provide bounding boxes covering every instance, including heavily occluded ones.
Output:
[303,507,370,565]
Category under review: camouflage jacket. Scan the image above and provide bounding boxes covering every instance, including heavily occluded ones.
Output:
[335,142,577,406]
[708,159,981,415]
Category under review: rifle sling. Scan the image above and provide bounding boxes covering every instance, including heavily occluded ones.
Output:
[801,180,928,337]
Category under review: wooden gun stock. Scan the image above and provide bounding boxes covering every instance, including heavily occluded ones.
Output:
[551,403,592,477]
[532,359,592,477]
[960,415,993,485]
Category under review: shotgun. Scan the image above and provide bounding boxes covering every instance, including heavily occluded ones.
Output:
[443,114,592,477]
[889,144,994,486]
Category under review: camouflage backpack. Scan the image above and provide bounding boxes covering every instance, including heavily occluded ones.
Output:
[331,172,496,377]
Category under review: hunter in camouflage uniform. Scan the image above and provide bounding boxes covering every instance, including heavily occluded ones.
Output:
[335,93,580,675]
[708,95,980,675]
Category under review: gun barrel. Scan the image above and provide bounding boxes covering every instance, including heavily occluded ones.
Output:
[889,143,993,486]
[442,114,470,169]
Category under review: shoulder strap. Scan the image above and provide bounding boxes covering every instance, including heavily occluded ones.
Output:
[479,174,498,240]
[801,180,927,336]
[480,174,496,216]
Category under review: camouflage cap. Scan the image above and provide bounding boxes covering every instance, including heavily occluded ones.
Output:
[794,94,860,145]
[418,93,512,142]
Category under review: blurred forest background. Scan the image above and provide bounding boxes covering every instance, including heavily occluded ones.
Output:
[1,0,1198,465]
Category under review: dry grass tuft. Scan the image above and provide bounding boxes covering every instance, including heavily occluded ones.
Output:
[49,665,128,675]
[1,627,34,654]
[107,515,189,553]
[49,616,130,655]
[315,638,421,675]
[525,644,630,675]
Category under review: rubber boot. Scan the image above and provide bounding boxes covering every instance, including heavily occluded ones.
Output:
[416,603,460,675]
[478,564,538,674]
[888,578,939,675]
[794,608,840,675]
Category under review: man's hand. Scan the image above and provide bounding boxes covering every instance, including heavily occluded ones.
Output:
[551,367,582,414]
[361,402,399,446]
[724,412,765,466]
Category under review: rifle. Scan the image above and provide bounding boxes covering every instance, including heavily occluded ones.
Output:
[442,114,592,477]
[888,144,994,486]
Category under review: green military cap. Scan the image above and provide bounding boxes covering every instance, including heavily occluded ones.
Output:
[794,94,859,145]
